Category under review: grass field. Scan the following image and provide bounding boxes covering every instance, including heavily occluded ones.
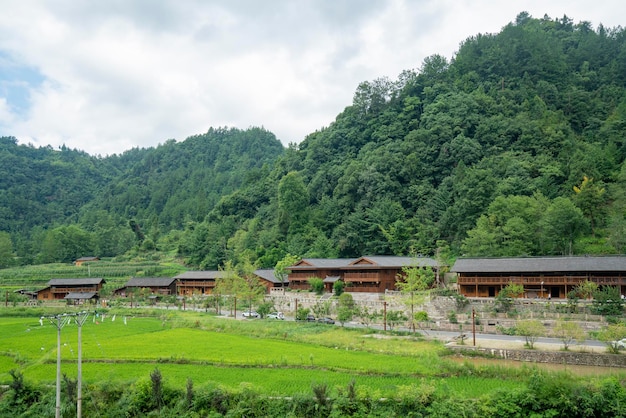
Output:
[0,309,615,399]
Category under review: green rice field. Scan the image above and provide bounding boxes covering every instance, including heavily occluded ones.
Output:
[0,309,616,399]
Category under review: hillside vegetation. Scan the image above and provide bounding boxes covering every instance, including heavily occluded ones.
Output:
[1,13,626,271]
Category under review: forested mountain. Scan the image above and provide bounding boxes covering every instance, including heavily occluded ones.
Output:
[0,127,284,265]
[1,13,626,270]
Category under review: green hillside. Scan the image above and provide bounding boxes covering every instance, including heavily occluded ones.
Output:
[1,13,626,270]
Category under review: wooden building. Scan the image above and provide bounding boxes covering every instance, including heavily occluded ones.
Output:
[74,256,100,266]
[37,278,105,300]
[114,277,177,297]
[287,256,440,293]
[452,256,626,299]
[174,271,227,296]
[254,269,287,293]
[65,292,99,305]
[287,258,355,290]
[343,256,439,292]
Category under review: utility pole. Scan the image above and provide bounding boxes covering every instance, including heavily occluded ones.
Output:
[46,314,72,418]
[75,312,90,418]
[383,301,387,332]
[472,308,476,346]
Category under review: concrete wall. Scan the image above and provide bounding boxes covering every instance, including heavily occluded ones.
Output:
[450,345,626,368]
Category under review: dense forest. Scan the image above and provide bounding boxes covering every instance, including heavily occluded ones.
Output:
[1,12,626,270]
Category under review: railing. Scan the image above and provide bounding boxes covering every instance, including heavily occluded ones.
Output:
[457,275,626,285]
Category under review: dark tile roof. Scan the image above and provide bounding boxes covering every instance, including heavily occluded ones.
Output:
[254,269,285,284]
[290,258,356,269]
[65,292,98,299]
[451,256,626,273]
[124,277,176,287]
[174,271,227,279]
[349,256,439,268]
[48,278,105,286]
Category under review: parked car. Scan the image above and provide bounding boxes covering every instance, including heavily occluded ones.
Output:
[317,317,335,325]
[242,310,259,318]
[267,312,285,320]
[305,314,316,322]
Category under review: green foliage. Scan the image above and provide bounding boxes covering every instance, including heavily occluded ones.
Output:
[494,283,524,313]
[516,319,545,349]
[553,320,586,350]
[591,286,624,316]
[386,310,408,331]
[327,280,341,298]
[337,293,356,326]
[4,13,626,267]
[308,277,324,295]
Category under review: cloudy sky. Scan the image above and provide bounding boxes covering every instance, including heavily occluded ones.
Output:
[0,1,624,156]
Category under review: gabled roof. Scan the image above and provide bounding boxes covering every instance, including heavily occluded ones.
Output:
[323,276,341,283]
[48,278,105,286]
[348,256,438,268]
[124,277,176,287]
[254,269,285,284]
[174,271,227,280]
[451,256,626,273]
[290,258,356,269]
[75,256,99,262]
[65,292,98,300]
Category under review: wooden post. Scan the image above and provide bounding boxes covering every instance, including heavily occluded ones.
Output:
[383,301,387,332]
[472,308,476,346]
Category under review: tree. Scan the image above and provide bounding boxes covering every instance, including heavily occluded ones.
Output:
[516,319,544,349]
[0,232,14,268]
[495,283,524,313]
[396,265,435,333]
[591,286,624,316]
[540,197,588,255]
[274,254,300,287]
[337,293,356,327]
[597,323,626,354]
[277,171,310,235]
[573,176,607,236]
[333,280,345,296]
[308,277,324,295]
[573,280,598,300]
[553,320,585,351]
[386,310,407,331]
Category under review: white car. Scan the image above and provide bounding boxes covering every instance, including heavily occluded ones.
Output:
[267,312,285,320]
[242,311,259,318]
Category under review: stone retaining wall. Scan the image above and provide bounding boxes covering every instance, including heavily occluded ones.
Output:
[450,345,626,368]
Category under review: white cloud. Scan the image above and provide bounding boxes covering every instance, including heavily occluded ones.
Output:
[0,1,624,155]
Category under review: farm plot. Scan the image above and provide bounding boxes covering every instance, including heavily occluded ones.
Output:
[0,313,524,397]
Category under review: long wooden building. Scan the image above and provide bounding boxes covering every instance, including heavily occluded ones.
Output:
[37,278,105,300]
[452,256,626,298]
[288,256,440,293]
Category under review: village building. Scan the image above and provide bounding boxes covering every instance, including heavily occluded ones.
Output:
[254,269,287,293]
[452,256,626,299]
[64,292,99,305]
[36,278,105,301]
[174,271,227,296]
[287,256,440,293]
[287,258,355,290]
[114,277,177,297]
[74,256,100,266]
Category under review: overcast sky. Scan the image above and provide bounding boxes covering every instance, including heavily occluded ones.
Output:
[0,1,624,156]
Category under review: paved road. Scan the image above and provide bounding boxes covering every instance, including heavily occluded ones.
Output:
[421,329,605,349]
[338,321,607,350]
